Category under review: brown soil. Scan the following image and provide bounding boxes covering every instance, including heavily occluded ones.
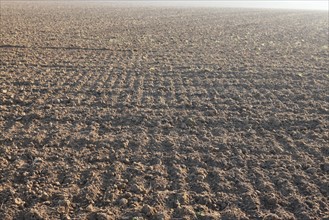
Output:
[0,2,328,220]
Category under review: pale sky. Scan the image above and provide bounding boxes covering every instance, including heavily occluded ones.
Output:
[125,1,329,11]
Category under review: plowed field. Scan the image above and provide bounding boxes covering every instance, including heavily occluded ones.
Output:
[0,2,328,219]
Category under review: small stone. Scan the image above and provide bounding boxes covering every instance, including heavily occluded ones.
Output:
[150,158,162,165]
[86,204,94,212]
[262,194,278,209]
[177,192,189,205]
[87,212,111,220]
[154,213,166,220]
[62,215,71,220]
[142,204,154,216]
[131,184,145,194]
[122,140,129,148]
[131,196,140,202]
[263,213,280,220]
[60,199,71,207]
[306,167,317,174]
[14,198,25,206]
[268,116,281,127]
[33,158,43,165]
[116,139,129,148]
[180,123,187,129]
[57,206,66,213]
[41,192,49,200]
[118,198,128,206]
[185,117,196,126]
[320,163,329,173]
[45,104,52,109]
[123,192,133,198]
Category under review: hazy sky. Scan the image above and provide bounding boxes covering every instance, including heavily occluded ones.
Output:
[193,1,328,10]
[125,1,329,10]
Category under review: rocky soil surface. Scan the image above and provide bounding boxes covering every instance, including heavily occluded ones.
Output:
[0,2,328,219]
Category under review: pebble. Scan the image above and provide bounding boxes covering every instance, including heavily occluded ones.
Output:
[14,198,25,206]
[123,192,133,198]
[320,163,329,172]
[118,198,128,206]
[154,213,166,220]
[60,199,71,207]
[89,212,111,220]
[131,184,145,194]
[33,157,43,165]
[142,204,154,216]
[151,158,162,165]
[41,192,49,200]
[264,213,280,220]
[185,117,196,126]
[306,167,317,174]
[86,204,94,212]
[180,123,188,129]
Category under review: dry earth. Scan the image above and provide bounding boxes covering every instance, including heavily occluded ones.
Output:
[0,1,329,219]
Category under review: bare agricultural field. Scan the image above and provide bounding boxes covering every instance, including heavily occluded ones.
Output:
[0,1,329,219]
